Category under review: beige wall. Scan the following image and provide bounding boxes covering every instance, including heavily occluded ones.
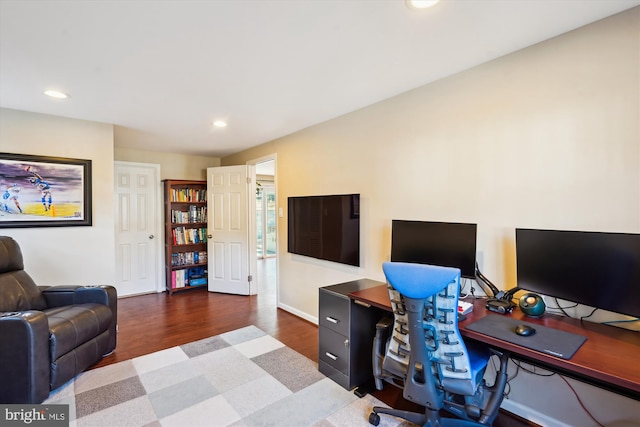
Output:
[0,110,221,287]
[114,146,220,180]
[0,108,116,286]
[224,7,639,316]
[223,8,640,426]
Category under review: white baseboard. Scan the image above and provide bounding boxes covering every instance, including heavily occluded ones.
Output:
[501,398,572,427]
[277,302,318,325]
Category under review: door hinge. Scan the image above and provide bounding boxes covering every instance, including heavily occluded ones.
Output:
[246,177,251,184]
[248,275,253,282]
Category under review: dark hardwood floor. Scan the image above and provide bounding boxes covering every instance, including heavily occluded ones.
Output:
[94,258,316,368]
[95,258,534,427]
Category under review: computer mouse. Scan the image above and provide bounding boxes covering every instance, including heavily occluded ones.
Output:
[515,324,536,337]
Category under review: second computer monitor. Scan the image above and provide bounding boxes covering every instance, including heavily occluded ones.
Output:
[516,228,640,318]
[390,220,477,279]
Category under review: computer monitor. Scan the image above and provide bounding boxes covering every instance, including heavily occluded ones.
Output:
[516,228,640,318]
[390,220,477,279]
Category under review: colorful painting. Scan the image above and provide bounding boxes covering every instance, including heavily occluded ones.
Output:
[0,153,92,227]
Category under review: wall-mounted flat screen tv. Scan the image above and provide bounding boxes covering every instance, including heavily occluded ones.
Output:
[288,194,360,266]
[391,220,478,279]
[516,228,640,318]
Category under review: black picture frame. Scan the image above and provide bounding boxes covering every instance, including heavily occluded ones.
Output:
[0,153,92,228]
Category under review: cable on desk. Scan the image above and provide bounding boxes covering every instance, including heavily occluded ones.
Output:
[548,298,598,322]
[549,299,639,328]
[549,298,579,316]
[579,306,599,321]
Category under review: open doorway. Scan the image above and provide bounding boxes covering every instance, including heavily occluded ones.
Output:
[250,156,277,302]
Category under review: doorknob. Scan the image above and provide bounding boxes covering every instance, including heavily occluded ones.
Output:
[149,235,154,239]
[207,234,213,239]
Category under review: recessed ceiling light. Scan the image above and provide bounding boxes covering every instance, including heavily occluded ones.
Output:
[213,120,227,128]
[44,90,69,99]
[406,0,440,9]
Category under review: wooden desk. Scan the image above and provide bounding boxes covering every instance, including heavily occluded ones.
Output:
[350,284,640,401]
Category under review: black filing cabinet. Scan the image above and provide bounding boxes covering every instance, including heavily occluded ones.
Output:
[318,279,385,391]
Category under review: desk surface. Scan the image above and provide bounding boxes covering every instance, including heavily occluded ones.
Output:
[350,284,640,400]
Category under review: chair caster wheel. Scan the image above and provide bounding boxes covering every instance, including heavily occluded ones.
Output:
[369,412,380,426]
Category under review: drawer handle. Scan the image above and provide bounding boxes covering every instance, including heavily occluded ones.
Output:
[354,300,371,308]
[325,352,338,361]
[325,316,339,324]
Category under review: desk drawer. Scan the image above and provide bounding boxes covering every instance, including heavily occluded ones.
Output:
[319,290,350,336]
[319,326,349,375]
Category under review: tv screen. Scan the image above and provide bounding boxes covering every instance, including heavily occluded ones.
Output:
[516,228,640,318]
[391,220,477,278]
[287,194,360,266]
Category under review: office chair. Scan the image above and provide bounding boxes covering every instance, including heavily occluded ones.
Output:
[370,262,509,427]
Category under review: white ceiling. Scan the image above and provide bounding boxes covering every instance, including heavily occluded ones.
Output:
[1,0,638,158]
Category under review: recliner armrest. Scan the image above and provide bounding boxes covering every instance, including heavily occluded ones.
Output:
[0,311,50,404]
[40,285,80,306]
[41,285,118,353]
[41,285,116,308]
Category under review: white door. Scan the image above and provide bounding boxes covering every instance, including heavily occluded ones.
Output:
[114,162,162,296]
[207,165,257,295]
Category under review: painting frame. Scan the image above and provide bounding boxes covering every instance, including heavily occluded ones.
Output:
[0,153,92,228]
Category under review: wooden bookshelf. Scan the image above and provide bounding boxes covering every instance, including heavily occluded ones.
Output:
[163,180,208,294]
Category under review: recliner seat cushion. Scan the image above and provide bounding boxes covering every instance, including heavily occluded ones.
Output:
[44,303,112,360]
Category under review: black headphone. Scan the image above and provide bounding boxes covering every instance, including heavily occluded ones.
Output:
[519,293,546,317]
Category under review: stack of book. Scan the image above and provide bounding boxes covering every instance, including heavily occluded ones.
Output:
[171,251,208,267]
[172,227,207,245]
[188,267,207,287]
[171,269,188,289]
[170,267,208,289]
[170,188,207,202]
[171,206,207,223]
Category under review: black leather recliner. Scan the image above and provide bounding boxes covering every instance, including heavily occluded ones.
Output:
[0,236,118,404]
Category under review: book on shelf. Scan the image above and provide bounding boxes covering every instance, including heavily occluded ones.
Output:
[171,251,208,267]
[172,227,207,245]
[171,206,207,224]
[171,269,189,289]
[170,188,207,203]
[188,266,207,286]
[171,266,207,288]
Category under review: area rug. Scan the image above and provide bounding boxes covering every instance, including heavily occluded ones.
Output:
[44,325,404,427]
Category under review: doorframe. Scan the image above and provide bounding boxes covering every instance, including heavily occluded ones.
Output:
[246,154,278,302]
[114,161,164,294]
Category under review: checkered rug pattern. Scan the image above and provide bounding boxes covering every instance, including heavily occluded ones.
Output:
[44,325,404,427]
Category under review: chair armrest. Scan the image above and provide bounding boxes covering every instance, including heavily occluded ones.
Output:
[41,285,118,353]
[0,311,50,403]
[372,315,394,390]
[41,285,116,308]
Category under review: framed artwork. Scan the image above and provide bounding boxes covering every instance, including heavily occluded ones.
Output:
[0,153,92,228]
